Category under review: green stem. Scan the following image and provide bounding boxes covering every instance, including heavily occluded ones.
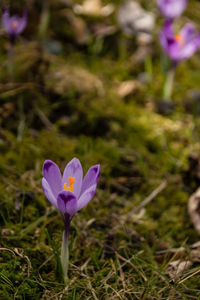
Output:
[17,96,25,142]
[163,63,176,101]
[38,0,50,40]
[145,55,153,83]
[8,43,14,82]
[61,226,69,284]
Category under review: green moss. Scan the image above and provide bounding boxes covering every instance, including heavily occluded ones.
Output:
[1,0,200,297]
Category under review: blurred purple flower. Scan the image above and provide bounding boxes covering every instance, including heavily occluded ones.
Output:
[157,0,187,19]
[2,8,27,43]
[159,20,200,64]
[42,158,100,225]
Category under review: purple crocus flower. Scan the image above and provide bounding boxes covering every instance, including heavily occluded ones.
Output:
[159,20,200,64]
[157,0,187,19]
[2,8,27,43]
[42,158,100,282]
[42,158,100,221]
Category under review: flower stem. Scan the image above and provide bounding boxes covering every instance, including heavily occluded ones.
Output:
[61,222,70,284]
[38,0,50,40]
[8,43,14,81]
[163,62,177,101]
[145,55,153,84]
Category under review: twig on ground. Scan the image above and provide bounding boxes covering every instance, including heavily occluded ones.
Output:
[88,280,99,300]
[34,106,53,130]
[126,180,167,219]
[116,252,147,282]
[178,267,200,284]
[116,254,126,290]
[110,180,167,233]
[0,247,16,256]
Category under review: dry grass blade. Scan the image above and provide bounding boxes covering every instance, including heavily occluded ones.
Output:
[116,252,147,282]
[178,267,200,284]
[127,180,167,217]
[116,255,126,290]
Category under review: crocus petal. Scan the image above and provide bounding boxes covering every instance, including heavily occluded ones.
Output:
[157,0,187,19]
[159,20,200,63]
[8,16,19,35]
[163,19,174,38]
[16,13,27,34]
[167,39,181,61]
[159,20,174,53]
[181,34,200,60]
[57,191,78,217]
[42,177,58,208]
[159,30,167,53]
[81,165,100,195]
[62,158,83,198]
[2,9,10,33]
[2,8,27,37]
[9,16,26,35]
[77,184,97,211]
[180,24,195,43]
[43,160,62,198]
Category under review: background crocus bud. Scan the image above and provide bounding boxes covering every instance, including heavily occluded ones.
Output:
[2,8,27,43]
[157,0,187,19]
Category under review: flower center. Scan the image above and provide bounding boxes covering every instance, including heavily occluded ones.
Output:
[174,34,185,47]
[63,177,75,192]
[12,21,19,29]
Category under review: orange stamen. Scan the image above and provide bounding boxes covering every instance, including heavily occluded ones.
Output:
[175,34,185,47]
[12,21,19,29]
[63,177,75,192]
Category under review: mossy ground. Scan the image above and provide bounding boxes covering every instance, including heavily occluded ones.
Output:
[1,1,200,299]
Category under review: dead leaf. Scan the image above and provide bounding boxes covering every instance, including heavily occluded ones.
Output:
[62,9,90,45]
[74,0,114,17]
[188,187,200,234]
[1,229,14,236]
[190,241,200,262]
[191,241,200,248]
[117,80,142,98]
[91,24,117,39]
[168,260,193,278]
